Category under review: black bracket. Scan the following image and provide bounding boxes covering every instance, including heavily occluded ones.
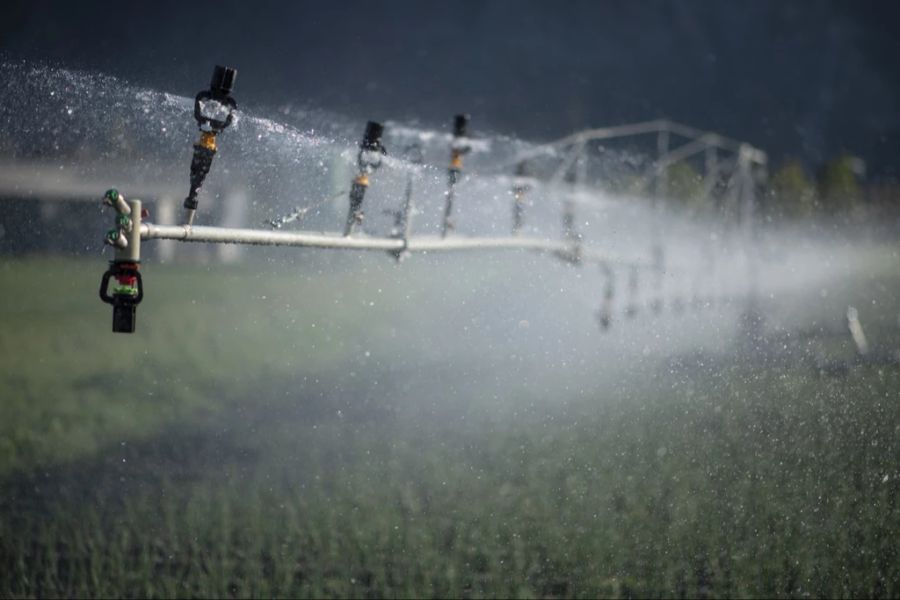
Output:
[99,262,144,334]
[357,120,387,172]
[193,66,237,133]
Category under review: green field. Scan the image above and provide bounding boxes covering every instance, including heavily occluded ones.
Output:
[1,250,899,598]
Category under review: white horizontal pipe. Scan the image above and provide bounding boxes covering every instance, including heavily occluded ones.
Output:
[140,223,664,270]
[141,223,403,250]
[408,235,564,253]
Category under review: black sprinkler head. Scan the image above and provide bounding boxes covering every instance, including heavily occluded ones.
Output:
[210,65,237,96]
[453,114,469,138]
[361,121,385,151]
[193,65,238,133]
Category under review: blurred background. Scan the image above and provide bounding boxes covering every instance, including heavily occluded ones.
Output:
[2,1,899,171]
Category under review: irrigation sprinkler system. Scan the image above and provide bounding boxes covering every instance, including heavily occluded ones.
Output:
[98,66,759,334]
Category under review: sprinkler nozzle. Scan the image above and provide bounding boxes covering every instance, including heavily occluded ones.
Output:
[450,114,471,156]
[103,188,131,215]
[453,114,469,138]
[194,65,238,133]
[357,120,387,173]
[362,121,385,152]
[99,262,143,333]
[210,65,237,96]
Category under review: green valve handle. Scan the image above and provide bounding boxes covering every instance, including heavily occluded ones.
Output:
[103,188,131,215]
[116,213,132,231]
[105,228,128,249]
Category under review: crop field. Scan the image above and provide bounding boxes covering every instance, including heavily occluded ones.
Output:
[1,248,899,598]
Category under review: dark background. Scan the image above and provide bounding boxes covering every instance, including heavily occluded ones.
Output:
[1,1,898,175]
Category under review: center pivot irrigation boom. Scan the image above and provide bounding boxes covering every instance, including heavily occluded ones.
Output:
[99,66,715,334]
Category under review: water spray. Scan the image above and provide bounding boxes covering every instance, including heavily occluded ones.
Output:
[706,242,718,309]
[671,291,686,315]
[667,248,686,315]
[267,189,349,230]
[183,65,237,226]
[99,189,144,333]
[690,257,706,312]
[344,121,386,236]
[441,114,471,237]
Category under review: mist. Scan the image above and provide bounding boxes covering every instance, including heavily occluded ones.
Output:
[1,10,898,595]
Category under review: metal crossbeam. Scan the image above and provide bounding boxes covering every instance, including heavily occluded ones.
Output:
[507,118,766,169]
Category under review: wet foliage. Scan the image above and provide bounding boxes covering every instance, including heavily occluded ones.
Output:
[1,256,898,598]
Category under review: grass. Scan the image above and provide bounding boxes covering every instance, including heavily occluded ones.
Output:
[1,249,899,598]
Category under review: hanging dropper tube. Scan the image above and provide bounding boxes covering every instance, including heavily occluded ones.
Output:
[183,65,237,226]
[511,160,532,236]
[385,143,423,261]
[344,121,387,236]
[559,167,582,264]
[441,114,470,237]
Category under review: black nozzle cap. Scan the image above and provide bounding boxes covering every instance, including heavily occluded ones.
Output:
[112,303,137,333]
[361,121,384,151]
[453,114,469,137]
[211,65,237,95]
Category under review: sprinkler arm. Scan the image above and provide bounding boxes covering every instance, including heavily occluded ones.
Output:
[441,114,471,237]
[183,65,237,226]
[511,160,532,236]
[344,121,386,236]
[385,143,423,261]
